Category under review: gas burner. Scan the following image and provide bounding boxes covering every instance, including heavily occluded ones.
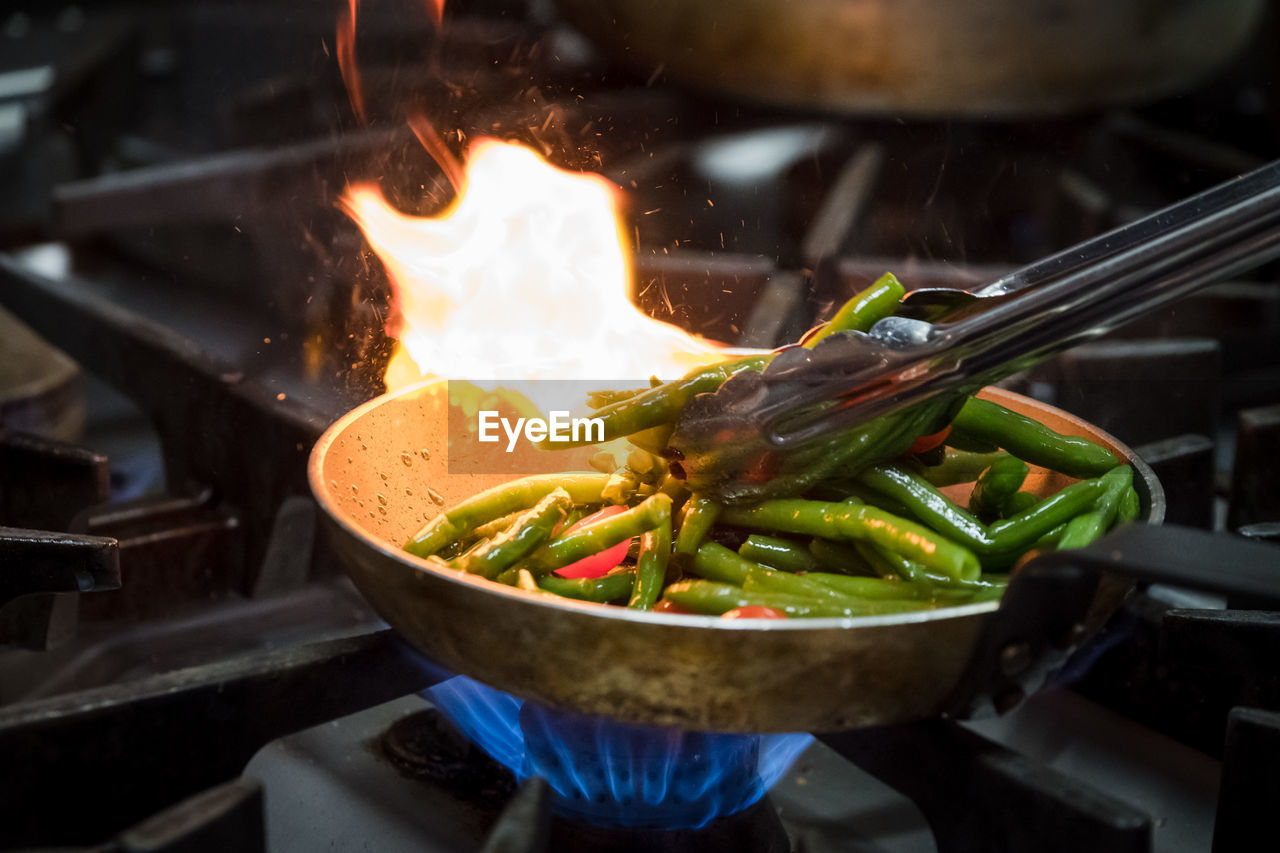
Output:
[421,675,811,830]
[380,708,518,805]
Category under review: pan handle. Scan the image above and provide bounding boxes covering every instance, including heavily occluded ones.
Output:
[947,523,1280,719]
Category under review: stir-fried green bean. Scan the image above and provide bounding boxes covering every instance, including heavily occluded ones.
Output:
[538,355,773,449]
[969,456,1030,518]
[950,397,1118,478]
[856,464,994,550]
[739,535,823,573]
[449,489,571,579]
[719,499,982,581]
[404,271,1145,620]
[629,514,671,611]
[804,272,906,346]
[407,473,610,558]
[663,580,930,617]
[539,569,637,603]
[913,448,1010,487]
[501,493,673,582]
[1117,486,1141,524]
[1002,491,1039,517]
[806,538,874,576]
[674,495,722,557]
[1055,465,1133,550]
[693,542,868,603]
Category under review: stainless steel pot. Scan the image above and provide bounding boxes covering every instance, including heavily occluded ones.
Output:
[554,0,1265,116]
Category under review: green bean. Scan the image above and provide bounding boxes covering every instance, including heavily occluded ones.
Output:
[1032,522,1068,551]
[986,477,1108,554]
[914,449,1010,487]
[807,538,875,576]
[691,542,855,602]
[661,580,930,617]
[1096,466,1133,525]
[449,489,572,579]
[602,467,645,505]
[803,272,906,347]
[1056,465,1132,550]
[719,499,981,581]
[539,354,774,448]
[655,473,689,502]
[515,568,542,594]
[825,403,949,480]
[968,583,1009,603]
[406,473,610,558]
[856,464,995,551]
[1056,511,1107,551]
[501,493,673,581]
[858,463,1109,558]
[852,540,908,580]
[741,570,876,604]
[801,572,942,600]
[585,388,644,409]
[628,514,671,611]
[1117,485,1140,524]
[436,538,469,560]
[950,397,1118,478]
[689,541,754,584]
[677,394,953,505]
[470,511,521,542]
[818,481,913,516]
[674,494,722,556]
[969,456,1030,518]
[855,541,1008,594]
[855,541,946,587]
[1002,491,1039,517]
[738,535,822,573]
[540,569,637,603]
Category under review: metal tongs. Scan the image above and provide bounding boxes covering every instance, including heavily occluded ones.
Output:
[747,158,1280,448]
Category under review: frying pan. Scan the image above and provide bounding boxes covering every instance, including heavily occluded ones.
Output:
[554,0,1265,116]
[310,382,1163,733]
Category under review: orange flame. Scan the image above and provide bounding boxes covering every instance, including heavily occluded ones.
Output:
[336,0,365,124]
[407,110,464,194]
[336,0,448,126]
[423,0,446,28]
[342,139,730,392]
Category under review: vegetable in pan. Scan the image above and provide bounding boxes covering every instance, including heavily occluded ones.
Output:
[405,274,1139,618]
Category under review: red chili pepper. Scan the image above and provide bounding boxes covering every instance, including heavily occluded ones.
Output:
[909,426,951,455]
[553,505,632,579]
[721,606,788,620]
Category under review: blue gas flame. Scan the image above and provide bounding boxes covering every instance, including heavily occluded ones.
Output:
[425,676,812,829]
